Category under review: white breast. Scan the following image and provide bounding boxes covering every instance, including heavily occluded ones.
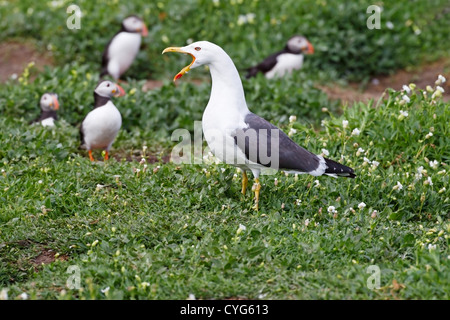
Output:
[41,117,55,127]
[82,101,122,150]
[107,32,142,79]
[265,53,304,79]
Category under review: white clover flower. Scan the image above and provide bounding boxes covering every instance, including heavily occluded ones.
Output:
[438,74,446,84]
[288,128,297,136]
[321,149,329,156]
[289,115,297,123]
[436,86,445,93]
[400,110,408,117]
[393,181,403,191]
[363,157,371,164]
[0,289,8,300]
[356,147,365,157]
[358,202,366,210]
[351,128,361,136]
[342,120,349,128]
[402,85,411,94]
[327,206,337,214]
[386,21,394,29]
[371,160,380,168]
[425,132,433,139]
[429,160,438,170]
[187,293,196,300]
[101,287,110,294]
[236,224,246,234]
[402,95,410,103]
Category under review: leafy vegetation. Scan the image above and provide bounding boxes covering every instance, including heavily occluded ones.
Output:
[0,0,449,300]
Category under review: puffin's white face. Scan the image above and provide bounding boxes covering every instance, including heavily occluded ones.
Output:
[162,41,223,81]
[286,36,314,54]
[122,16,148,36]
[40,93,59,111]
[95,80,126,98]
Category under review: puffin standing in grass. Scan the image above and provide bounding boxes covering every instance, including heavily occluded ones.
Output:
[246,35,314,79]
[100,15,148,80]
[80,80,126,161]
[163,41,354,210]
[31,93,60,127]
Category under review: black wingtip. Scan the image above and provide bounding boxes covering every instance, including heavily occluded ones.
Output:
[324,157,356,178]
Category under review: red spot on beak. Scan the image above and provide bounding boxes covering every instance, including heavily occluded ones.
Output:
[114,84,126,97]
[175,73,183,80]
[307,42,314,54]
[141,24,148,37]
[52,96,60,110]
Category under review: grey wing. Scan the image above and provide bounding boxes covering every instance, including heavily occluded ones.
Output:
[233,113,322,173]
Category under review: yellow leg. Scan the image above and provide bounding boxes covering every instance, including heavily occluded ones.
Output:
[252,178,261,211]
[241,171,248,195]
[88,150,94,162]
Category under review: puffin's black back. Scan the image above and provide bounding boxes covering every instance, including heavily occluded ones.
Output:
[246,48,289,79]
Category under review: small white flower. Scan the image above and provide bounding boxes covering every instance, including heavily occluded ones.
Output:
[438,74,446,84]
[321,149,329,156]
[386,21,394,29]
[101,287,110,294]
[393,181,403,191]
[363,157,371,164]
[402,85,411,94]
[304,219,310,226]
[20,293,28,300]
[402,95,410,103]
[400,110,409,117]
[351,128,361,136]
[38,180,43,184]
[237,224,246,234]
[358,202,366,210]
[429,160,438,170]
[10,73,18,80]
[288,128,297,136]
[246,13,256,23]
[237,14,247,25]
[142,145,148,151]
[356,148,364,157]
[424,177,433,186]
[439,187,446,194]
[371,160,380,168]
[141,282,150,288]
[427,244,436,251]
[187,293,196,300]
[295,199,302,206]
[289,115,297,123]
[425,132,433,139]
[0,289,8,300]
[436,86,444,93]
[327,206,337,214]
[342,120,349,129]
[314,180,320,187]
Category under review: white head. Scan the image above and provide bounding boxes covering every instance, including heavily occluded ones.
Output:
[40,93,59,112]
[94,80,126,98]
[121,15,148,36]
[286,35,314,54]
[162,41,229,81]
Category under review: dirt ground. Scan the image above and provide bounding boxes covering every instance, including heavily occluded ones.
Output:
[1,40,449,103]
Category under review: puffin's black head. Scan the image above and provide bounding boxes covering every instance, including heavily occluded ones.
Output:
[94,80,126,98]
[121,15,148,36]
[40,93,59,112]
[286,35,314,55]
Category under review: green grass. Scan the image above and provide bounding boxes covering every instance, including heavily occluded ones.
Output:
[0,0,449,300]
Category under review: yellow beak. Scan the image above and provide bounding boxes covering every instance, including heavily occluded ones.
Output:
[162,47,196,82]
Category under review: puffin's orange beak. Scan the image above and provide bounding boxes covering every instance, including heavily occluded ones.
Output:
[162,47,196,82]
[112,84,126,97]
[141,24,148,37]
[52,95,59,110]
[305,42,314,54]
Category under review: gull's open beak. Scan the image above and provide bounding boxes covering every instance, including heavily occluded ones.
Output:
[112,84,126,97]
[140,24,148,37]
[51,95,59,110]
[305,42,314,54]
[162,47,196,82]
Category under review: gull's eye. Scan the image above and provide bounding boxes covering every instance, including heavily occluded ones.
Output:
[107,83,110,87]
[195,47,201,51]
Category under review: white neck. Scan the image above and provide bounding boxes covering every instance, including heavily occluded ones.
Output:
[205,52,249,115]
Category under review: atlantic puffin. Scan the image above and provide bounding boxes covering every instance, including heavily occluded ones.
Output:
[100,15,148,80]
[163,41,354,210]
[246,35,314,79]
[80,80,126,161]
[31,93,59,127]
